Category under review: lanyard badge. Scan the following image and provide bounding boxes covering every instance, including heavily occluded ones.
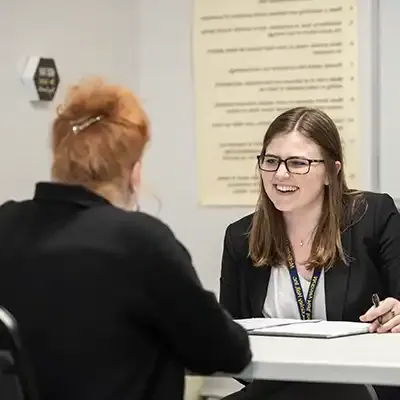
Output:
[286,243,321,320]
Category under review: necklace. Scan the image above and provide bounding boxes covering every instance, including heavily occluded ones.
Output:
[291,227,316,248]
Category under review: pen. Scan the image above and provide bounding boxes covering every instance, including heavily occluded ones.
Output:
[372,293,382,325]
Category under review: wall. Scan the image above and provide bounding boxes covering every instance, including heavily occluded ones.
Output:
[378,0,400,201]
[136,0,253,295]
[0,0,140,203]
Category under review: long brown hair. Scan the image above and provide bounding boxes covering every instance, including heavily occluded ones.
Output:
[249,107,362,270]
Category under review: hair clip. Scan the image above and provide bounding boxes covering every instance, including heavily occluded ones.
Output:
[71,115,103,134]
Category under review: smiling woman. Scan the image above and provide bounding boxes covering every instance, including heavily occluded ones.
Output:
[219,107,400,400]
[251,107,351,272]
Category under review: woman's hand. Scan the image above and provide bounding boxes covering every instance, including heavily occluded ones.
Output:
[360,297,400,333]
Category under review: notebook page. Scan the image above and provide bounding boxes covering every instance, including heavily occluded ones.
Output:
[234,318,320,331]
[252,320,371,338]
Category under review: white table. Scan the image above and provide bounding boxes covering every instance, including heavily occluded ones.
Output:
[216,334,400,387]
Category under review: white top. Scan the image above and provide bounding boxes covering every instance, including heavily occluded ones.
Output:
[263,266,327,320]
[215,333,400,386]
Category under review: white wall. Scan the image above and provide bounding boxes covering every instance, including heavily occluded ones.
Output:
[378,0,400,201]
[0,0,140,203]
[136,0,253,294]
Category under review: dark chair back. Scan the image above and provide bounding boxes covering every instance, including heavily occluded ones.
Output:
[0,307,39,400]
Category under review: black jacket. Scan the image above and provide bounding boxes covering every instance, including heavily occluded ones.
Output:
[0,182,251,400]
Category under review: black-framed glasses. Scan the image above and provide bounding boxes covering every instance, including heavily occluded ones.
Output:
[257,155,324,175]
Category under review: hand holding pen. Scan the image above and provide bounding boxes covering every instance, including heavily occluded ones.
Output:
[360,293,400,333]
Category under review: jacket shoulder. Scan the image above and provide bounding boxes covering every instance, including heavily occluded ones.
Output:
[363,190,395,205]
[0,199,34,222]
[344,191,397,230]
[361,191,397,216]
[226,213,254,241]
[0,198,182,253]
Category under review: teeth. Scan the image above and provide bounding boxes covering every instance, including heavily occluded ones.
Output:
[276,185,298,192]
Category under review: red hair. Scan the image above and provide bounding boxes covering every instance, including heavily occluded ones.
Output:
[51,77,149,190]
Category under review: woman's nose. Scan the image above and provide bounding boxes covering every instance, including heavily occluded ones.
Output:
[274,162,290,178]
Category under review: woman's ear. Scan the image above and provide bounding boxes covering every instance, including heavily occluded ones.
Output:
[324,161,341,185]
[130,161,142,192]
[335,161,342,175]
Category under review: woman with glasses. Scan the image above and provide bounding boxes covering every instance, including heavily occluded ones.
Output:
[219,107,400,400]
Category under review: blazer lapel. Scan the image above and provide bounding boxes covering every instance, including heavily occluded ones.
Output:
[325,228,352,321]
[245,259,271,317]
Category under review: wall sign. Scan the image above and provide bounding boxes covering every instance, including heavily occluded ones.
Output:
[21,56,60,102]
[193,0,360,206]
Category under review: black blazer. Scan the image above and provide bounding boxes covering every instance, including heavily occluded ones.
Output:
[220,191,400,322]
[220,192,400,400]
[0,182,251,400]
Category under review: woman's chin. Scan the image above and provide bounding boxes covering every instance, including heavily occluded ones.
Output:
[268,193,299,212]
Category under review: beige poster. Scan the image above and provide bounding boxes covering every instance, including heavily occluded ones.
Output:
[193,0,359,206]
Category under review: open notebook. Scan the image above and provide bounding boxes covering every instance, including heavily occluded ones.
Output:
[234,318,371,339]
